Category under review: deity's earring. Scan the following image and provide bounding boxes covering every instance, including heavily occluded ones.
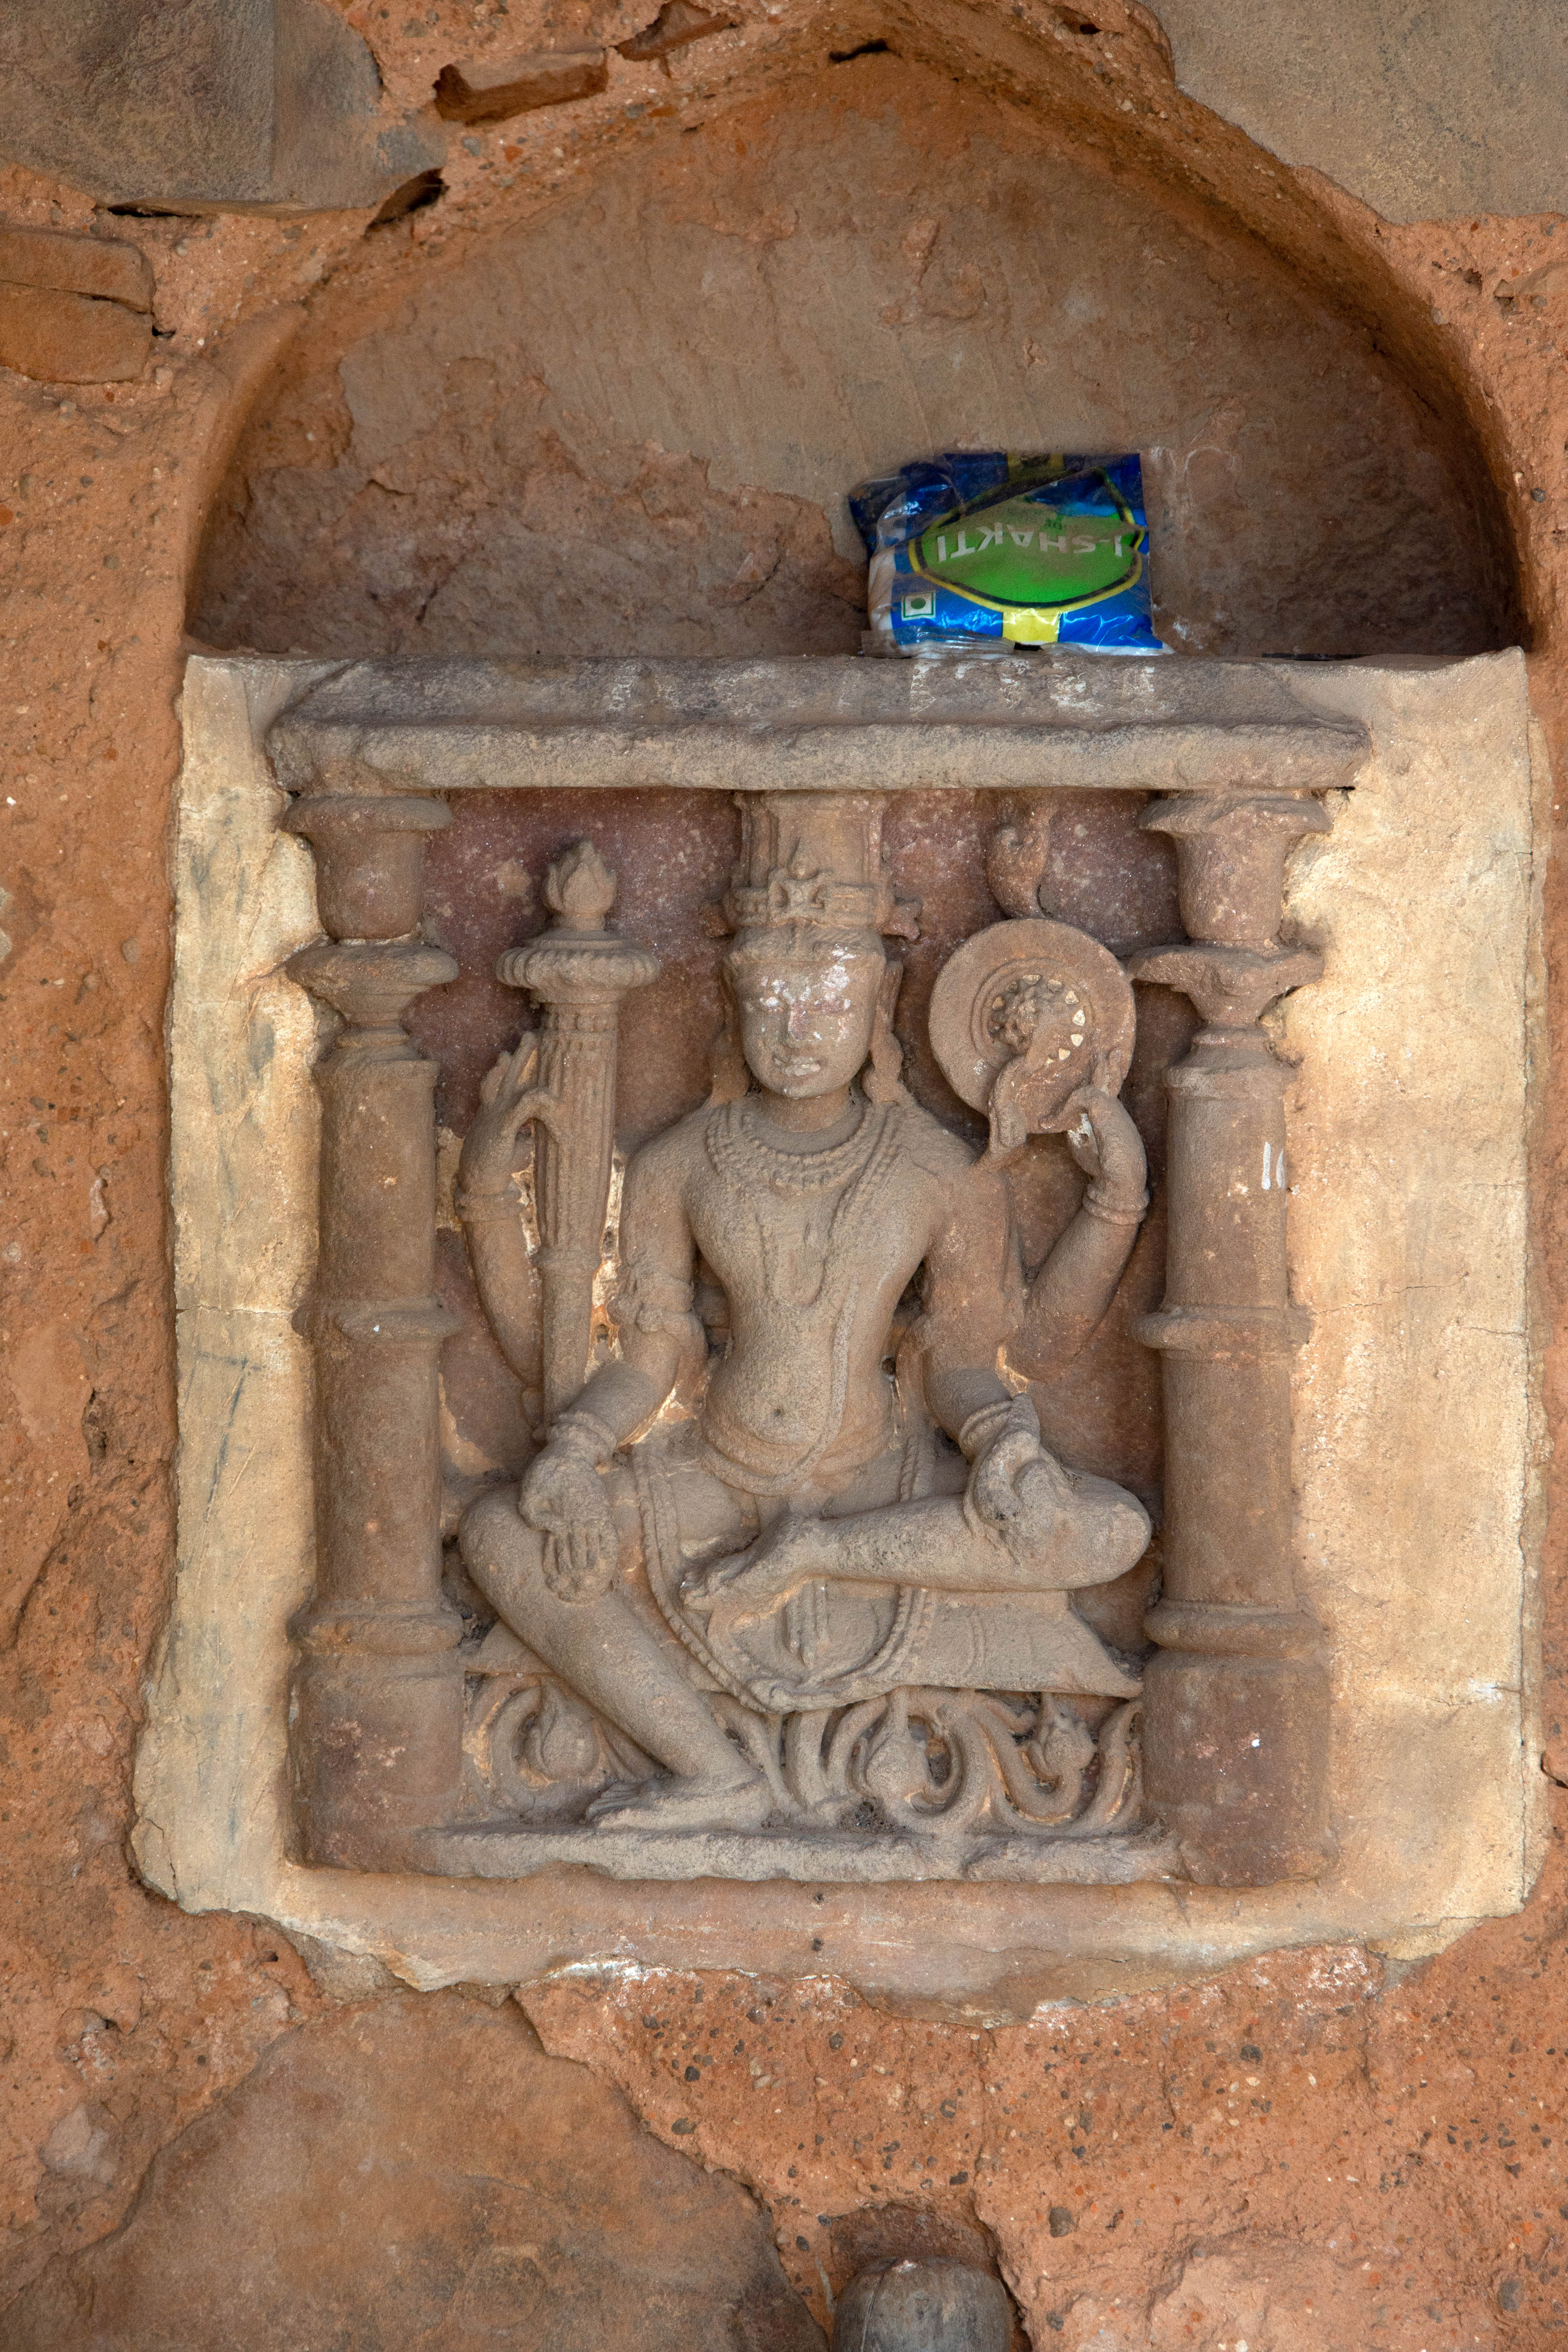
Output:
[864,956,910,1106]
[706,973,750,1106]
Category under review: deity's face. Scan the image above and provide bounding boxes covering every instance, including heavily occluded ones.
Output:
[727,926,884,1099]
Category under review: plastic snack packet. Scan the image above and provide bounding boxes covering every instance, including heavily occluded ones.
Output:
[850,450,1164,655]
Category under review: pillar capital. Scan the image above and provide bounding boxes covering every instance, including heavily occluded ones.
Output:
[1128,940,1323,1028]
[282,791,450,939]
[1140,791,1333,952]
[287,938,458,1048]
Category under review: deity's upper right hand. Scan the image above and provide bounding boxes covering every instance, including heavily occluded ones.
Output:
[457,1040,541,1197]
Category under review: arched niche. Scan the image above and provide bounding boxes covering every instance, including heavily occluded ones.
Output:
[190,46,1517,663]
[150,22,1542,1998]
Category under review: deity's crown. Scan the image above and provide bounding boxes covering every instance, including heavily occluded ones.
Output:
[721,791,920,940]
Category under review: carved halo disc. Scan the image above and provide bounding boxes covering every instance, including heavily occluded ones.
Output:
[928,916,1136,1132]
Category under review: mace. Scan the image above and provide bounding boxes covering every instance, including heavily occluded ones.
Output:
[496,842,660,1425]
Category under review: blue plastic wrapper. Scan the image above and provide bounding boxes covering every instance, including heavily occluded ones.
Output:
[850,451,1164,656]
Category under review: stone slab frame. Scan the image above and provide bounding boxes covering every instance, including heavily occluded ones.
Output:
[132,649,1548,2013]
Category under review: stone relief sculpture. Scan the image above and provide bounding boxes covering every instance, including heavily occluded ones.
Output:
[276,665,1341,1891]
[455,795,1152,1845]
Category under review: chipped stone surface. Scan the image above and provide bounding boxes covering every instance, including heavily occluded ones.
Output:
[128,657,329,1918]
[0,224,152,308]
[135,645,1542,2006]
[0,287,150,385]
[0,220,156,384]
[516,1941,1547,2345]
[0,0,442,214]
[6,1995,823,2352]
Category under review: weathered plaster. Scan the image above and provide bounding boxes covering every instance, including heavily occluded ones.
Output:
[1154,0,1568,225]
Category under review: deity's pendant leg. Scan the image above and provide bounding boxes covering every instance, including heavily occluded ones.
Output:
[460,1488,767,1803]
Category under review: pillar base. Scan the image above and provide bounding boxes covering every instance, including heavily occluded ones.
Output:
[1140,1643,1335,1886]
[291,1605,465,1870]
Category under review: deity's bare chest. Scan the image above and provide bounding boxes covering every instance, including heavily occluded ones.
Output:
[692,1111,931,1324]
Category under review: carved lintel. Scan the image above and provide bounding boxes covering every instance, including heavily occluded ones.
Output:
[1130,789,1335,1886]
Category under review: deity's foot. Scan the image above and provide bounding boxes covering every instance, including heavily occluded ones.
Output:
[586,1769,774,1835]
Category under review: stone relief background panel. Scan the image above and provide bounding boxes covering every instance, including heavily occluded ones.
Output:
[133,647,1542,2009]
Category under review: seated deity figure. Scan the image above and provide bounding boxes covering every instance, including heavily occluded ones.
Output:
[459,795,1152,1834]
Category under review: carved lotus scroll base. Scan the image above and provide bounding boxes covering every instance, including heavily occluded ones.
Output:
[448,1658,1166,1883]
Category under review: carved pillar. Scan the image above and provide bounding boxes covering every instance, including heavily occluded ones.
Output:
[1130,793,1335,1885]
[284,787,463,1869]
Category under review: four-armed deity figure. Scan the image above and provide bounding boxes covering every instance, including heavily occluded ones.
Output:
[458,794,1152,1834]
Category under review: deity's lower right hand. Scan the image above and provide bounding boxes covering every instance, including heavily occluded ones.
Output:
[539,1530,618,1603]
[519,1450,619,1599]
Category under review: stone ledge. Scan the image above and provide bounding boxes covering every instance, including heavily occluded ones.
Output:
[423,1820,1182,1887]
[268,652,1369,799]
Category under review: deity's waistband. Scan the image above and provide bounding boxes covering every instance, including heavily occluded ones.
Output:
[696,1395,898,1504]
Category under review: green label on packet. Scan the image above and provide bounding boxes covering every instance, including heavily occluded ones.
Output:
[912,494,1141,609]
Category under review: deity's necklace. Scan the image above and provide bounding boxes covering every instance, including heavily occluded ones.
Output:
[705,1093,876,1194]
[701,1093,907,1486]
[706,1093,904,1308]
